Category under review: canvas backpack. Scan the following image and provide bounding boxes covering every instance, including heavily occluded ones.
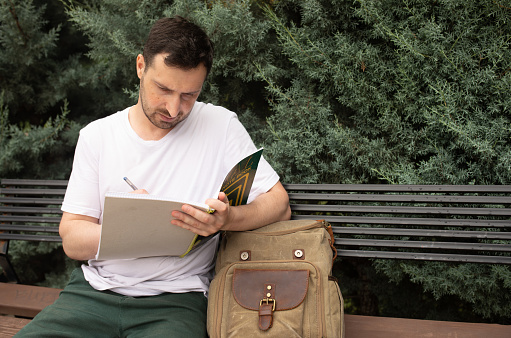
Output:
[207,219,344,337]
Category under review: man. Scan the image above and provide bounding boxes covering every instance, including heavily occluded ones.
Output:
[16,16,290,337]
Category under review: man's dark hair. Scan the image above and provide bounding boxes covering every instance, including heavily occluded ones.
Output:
[143,16,214,75]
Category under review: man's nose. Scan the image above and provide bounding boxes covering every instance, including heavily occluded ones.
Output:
[165,95,180,117]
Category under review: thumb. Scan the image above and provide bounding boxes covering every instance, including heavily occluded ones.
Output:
[218,192,229,203]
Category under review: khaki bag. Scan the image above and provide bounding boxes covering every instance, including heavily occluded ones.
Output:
[207,219,344,337]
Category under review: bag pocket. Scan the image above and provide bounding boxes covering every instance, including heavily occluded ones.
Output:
[208,260,324,338]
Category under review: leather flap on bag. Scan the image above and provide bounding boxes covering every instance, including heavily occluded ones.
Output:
[232,269,309,311]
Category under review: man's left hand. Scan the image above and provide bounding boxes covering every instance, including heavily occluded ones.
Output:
[170,192,232,236]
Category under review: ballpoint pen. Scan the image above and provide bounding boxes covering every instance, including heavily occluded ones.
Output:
[123,177,138,191]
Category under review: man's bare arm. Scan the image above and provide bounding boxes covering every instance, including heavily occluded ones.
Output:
[59,212,101,261]
[219,181,291,231]
[172,181,291,235]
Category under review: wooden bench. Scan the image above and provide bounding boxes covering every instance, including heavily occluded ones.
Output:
[0,283,62,336]
[1,179,511,337]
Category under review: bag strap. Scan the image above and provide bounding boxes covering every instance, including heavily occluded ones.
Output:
[258,300,275,331]
[324,222,338,263]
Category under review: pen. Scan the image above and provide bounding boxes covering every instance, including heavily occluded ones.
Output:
[123,177,138,191]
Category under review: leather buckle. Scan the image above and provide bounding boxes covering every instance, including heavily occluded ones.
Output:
[258,298,275,331]
[259,298,276,311]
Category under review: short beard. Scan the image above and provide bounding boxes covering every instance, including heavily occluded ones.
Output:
[139,81,182,130]
[141,102,178,130]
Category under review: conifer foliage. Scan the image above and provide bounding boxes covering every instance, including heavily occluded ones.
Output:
[0,0,96,178]
[260,0,511,186]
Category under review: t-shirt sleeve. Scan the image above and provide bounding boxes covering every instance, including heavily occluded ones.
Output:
[61,126,102,219]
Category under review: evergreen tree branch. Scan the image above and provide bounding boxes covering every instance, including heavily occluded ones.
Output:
[5,0,28,44]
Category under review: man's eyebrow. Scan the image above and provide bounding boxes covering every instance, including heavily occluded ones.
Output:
[154,80,201,95]
[182,90,201,95]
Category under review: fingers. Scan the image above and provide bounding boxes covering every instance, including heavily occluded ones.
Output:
[205,197,228,214]
[171,195,231,236]
[171,206,218,236]
[183,204,216,224]
[218,192,228,203]
[129,189,149,195]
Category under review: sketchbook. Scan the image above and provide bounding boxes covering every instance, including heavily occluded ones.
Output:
[96,148,264,260]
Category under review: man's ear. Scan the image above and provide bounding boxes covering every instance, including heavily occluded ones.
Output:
[136,54,145,79]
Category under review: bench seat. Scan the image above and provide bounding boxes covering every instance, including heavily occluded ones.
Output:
[2,309,510,337]
[343,314,511,338]
[0,282,62,318]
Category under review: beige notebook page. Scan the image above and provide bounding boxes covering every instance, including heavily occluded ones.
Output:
[96,194,203,260]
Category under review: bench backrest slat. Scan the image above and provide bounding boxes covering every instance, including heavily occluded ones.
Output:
[288,192,511,204]
[284,183,511,193]
[0,206,63,214]
[290,204,511,216]
[291,215,511,228]
[0,225,59,233]
[333,227,511,239]
[337,238,511,252]
[0,197,64,205]
[339,250,511,264]
[0,215,62,223]
[0,233,61,242]
[0,188,67,196]
[1,179,68,186]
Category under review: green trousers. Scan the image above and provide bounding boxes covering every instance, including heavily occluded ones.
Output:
[15,268,208,338]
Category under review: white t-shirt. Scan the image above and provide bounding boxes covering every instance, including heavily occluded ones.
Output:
[61,102,279,296]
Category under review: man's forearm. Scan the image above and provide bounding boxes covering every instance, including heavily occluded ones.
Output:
[224,181,291,231]
[59,212,101,261]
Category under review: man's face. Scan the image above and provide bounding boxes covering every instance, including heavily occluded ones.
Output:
[137,54,207,130]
